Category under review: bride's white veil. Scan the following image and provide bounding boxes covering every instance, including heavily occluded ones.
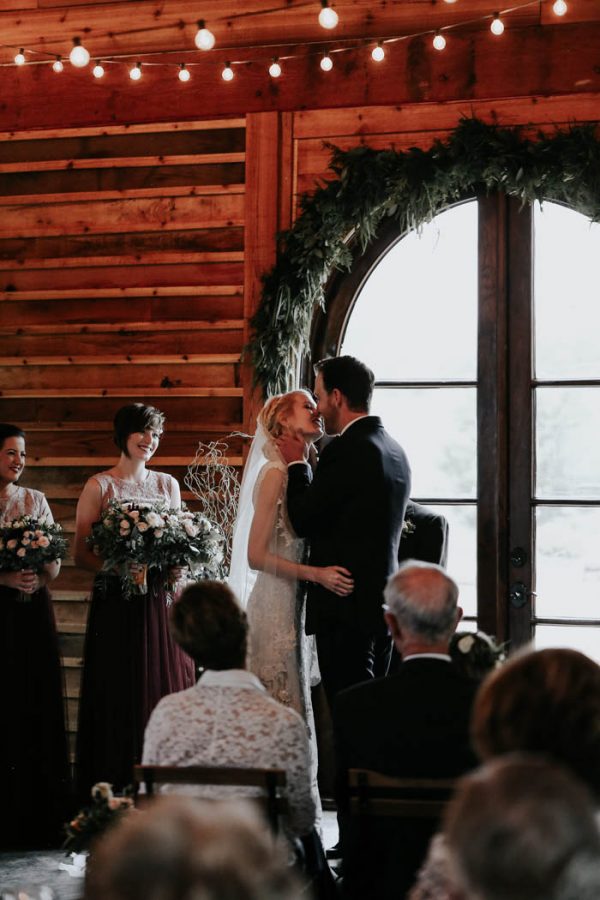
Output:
[227,418,270,609]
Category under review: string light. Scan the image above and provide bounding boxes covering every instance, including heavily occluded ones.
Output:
[371,42,385,62]
[14,49,26,66]
[443,0,458,4]
[69,37,90,67]
[221,62,234,81]
[552,0,567,14]
[269,57,282,77]
[195,19,216,51]
[318,1,339,30]
[490,12,505,34]
[92,61,105,78]
[433,31,447,50]
[320,53,333,71]
[129,62,142,80]
[52,55,64,73]
[178,63,191,81]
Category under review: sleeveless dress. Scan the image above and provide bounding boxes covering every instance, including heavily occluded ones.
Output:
[0,486,70,849]
[75,470,196,801]
[245,455,322,822]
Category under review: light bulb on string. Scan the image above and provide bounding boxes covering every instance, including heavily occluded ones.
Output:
[320,53,333,71]
[269,57,282,78]
[552,0,567,14]
[490,12,505,34]
[129,62,142,81]
[221,62,234,82]
[70,37,90,67]
[178,63,191,82]
[318,1,339,29]
[371,42,385,62]
[14,49,26,66]
[52,55,64,73]
[92,61,105,78]
[433,31,446,50]
[443,0,457,4]
[195,20,216,51]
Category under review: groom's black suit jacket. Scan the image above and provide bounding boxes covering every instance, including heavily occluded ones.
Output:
[286,416,411,638]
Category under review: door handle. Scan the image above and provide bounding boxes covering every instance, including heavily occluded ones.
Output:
[509,582,536,609]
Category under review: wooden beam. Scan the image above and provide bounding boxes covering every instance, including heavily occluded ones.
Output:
[0,24,598,130]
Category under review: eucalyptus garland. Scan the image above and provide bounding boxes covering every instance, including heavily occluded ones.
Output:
[249,117,600,396]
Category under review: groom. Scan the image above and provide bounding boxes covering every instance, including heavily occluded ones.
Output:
[278,355,411,705]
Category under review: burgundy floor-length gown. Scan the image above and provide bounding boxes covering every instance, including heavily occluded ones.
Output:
[0,486,70,849]
[75,471,196,801]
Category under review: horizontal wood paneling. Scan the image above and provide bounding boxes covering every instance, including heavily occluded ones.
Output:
[0,119,247,751]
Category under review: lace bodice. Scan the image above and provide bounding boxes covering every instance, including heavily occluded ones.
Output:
[253,459,303,562]
[142,669,316,838]
[91,470,178,511]
[0,486,53,525]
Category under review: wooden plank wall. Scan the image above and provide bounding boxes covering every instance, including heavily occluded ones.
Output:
[0,118,246,752]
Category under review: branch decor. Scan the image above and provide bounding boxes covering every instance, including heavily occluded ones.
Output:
[249,117,600,396]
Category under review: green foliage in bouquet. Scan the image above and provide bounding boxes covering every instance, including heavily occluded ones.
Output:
[0,515,68,572]
[63,782,134,855]
[87,500,226,582]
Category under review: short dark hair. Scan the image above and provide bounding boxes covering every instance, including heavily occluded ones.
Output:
[169,581,248,670]
[314,356,374,411]
[0,423,25,449]
[113,404,165,456]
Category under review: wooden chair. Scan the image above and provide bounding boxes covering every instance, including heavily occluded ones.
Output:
[348,768,455,818]
[133,764,288,834]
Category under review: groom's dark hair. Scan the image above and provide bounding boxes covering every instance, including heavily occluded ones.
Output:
[314,355,374,411]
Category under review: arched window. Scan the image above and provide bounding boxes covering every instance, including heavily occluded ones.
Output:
[312,196,600,659]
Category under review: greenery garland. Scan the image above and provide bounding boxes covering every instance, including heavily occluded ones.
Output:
[249,117,600,397]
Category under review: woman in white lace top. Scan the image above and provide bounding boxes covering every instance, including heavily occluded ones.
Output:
[142,580,316,840]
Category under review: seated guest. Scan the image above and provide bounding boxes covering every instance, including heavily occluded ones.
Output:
[142,581,315,841]
[444,755,600,900]
[410,647,600,899]
[448,630,506,683]
[84,795,302,900]
[333,561,479,899]
[472,646,600,800]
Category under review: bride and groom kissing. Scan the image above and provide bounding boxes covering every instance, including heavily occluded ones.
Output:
[228,355,411,728]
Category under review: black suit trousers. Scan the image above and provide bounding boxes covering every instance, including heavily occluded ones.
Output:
[316,623,393,708]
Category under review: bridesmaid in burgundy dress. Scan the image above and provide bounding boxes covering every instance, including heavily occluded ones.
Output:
[74,403,195,801]
[0,423,69,848]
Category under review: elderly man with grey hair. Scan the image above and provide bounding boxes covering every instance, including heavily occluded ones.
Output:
[332,561,479,900]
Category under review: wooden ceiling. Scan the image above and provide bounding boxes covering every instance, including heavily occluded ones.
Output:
[0,0,599,132]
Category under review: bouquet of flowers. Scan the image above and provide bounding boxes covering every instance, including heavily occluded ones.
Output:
[158,507,226,585]
[87,500,225,597]
[450,630,507,682]
[0,514,68,601]
[63,782,134,855]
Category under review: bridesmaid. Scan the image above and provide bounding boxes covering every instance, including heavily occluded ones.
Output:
[74,403,195,800]
[0,423,69,848]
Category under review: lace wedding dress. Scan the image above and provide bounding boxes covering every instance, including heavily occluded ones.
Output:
[231,437,321,822]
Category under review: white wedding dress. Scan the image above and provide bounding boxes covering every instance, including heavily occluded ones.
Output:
[228,428,321,821]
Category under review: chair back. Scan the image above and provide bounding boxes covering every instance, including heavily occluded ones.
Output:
[133,764,288,834]
[348,768,455,818]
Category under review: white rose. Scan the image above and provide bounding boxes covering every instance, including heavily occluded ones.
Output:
[91,782,114,802]
[457,634,475,655]
[146,512,164,529]
[154,529,164,538]
[183,521,198,537]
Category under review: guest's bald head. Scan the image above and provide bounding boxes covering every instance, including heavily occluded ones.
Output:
[384,561,460,646]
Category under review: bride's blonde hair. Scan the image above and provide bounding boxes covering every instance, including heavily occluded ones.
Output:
[258,390,311,438]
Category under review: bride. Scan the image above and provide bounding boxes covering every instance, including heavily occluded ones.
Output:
[228,390,353,781]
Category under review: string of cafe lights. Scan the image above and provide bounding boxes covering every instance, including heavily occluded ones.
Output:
[3,0,572,83]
